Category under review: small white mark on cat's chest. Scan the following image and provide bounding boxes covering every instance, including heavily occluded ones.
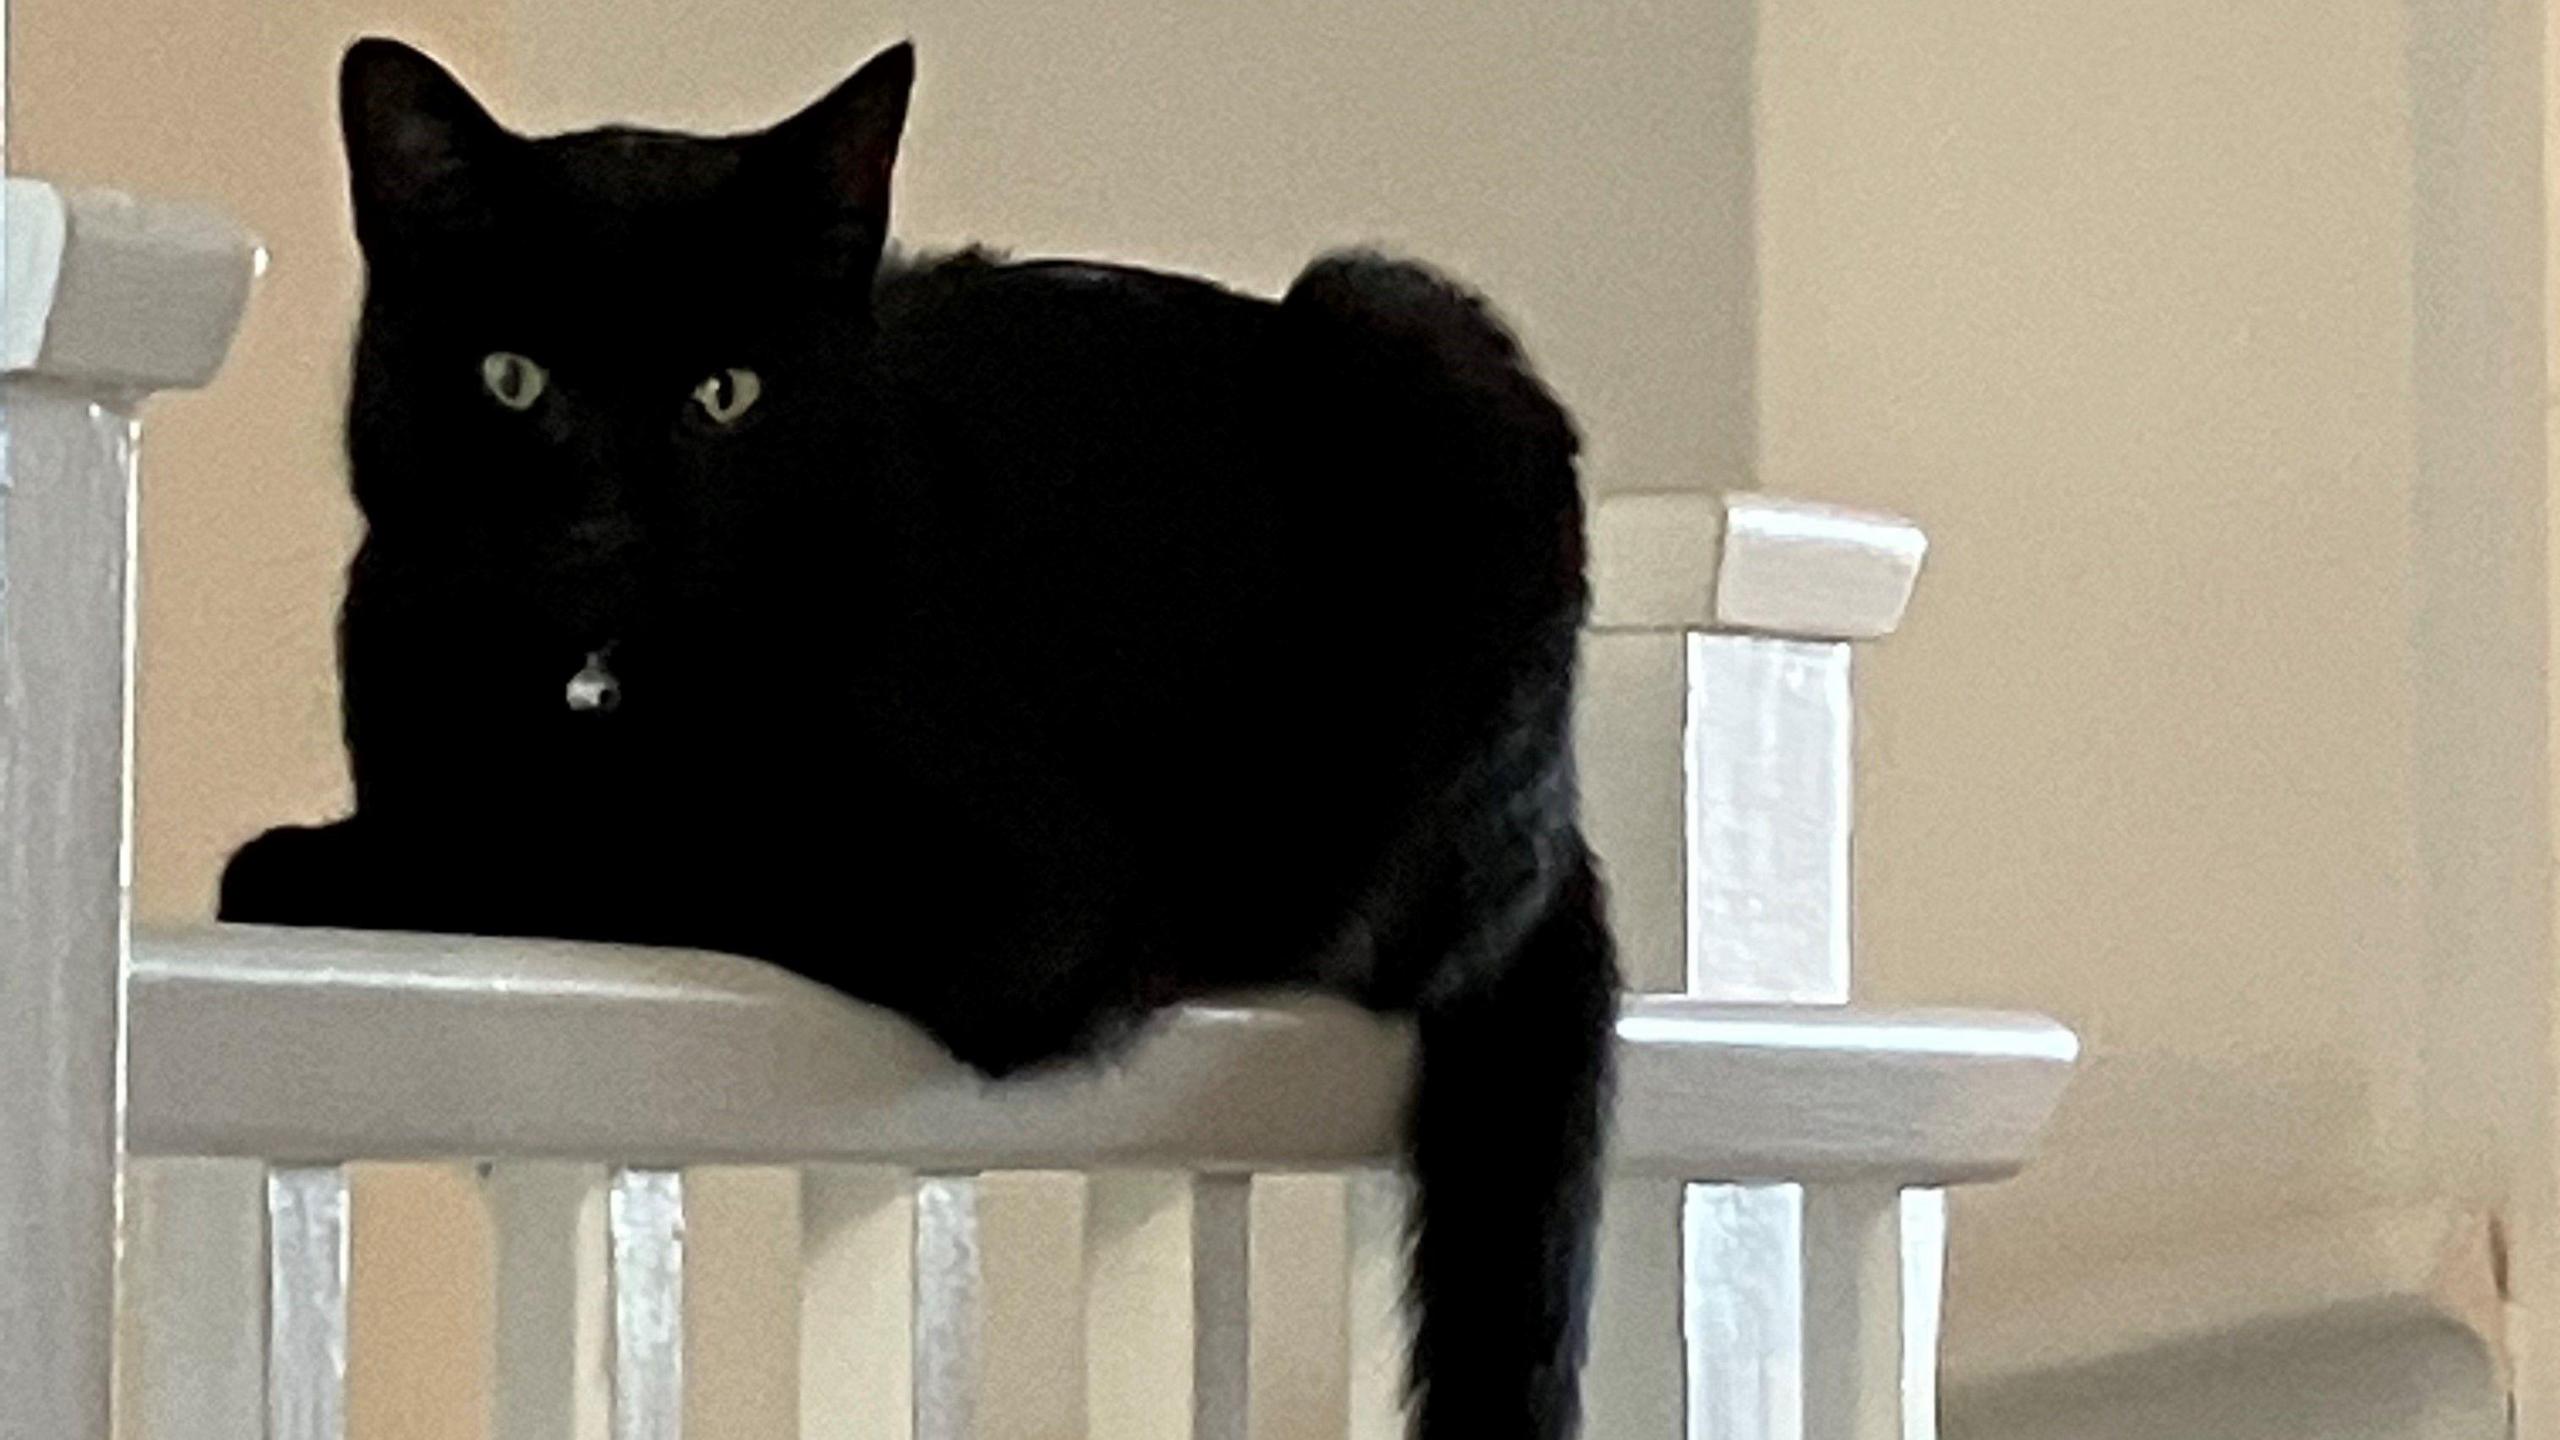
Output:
[567,650,621,713]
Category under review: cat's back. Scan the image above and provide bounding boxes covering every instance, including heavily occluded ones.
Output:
[871,249,1282,399]
[867,247,1573,446]
[865,246,1576,528]
[853,245,1583,657]
[845,247,1588,995]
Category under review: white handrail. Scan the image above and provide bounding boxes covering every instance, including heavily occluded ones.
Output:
[130,924,2074,1182]
[3,178,262,390]
[1589,490,1927,638]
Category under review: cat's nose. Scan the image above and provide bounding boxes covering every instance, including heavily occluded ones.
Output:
[566,651,622,713]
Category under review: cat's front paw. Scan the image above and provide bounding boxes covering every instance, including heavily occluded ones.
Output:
[217,822,374,927]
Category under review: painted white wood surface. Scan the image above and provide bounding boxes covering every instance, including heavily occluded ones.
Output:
[1340,1174,1410,1440]
[2,179,262,389]
[267,1167,351,1440]
[0,176,254,1440]
[912,1178,982,1440]
[1898,1190,1947,1440]
[1189,1176,1253,1440]
[1587,491,1924,639]
[0,157,2043,1440]
[1585,537,1849,1435]
[1712,497,1927,641]
[1582,517,1936,1440]
[0,385,135,1440]
[1800,1184,1906,1440]
[1610,1005,2073,1184]
[95,459,2022,1440]
[119,1160,269,1440]
[1683,635,1853,1002]
[1682,1185,1806,1439]
[610,1170,686,1440]
[109,479,2033,1440]
[124,927,2070,1183]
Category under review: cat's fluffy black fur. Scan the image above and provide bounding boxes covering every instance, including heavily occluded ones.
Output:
[221,38,1618,1437]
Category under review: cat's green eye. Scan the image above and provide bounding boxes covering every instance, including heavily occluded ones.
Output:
[692,368,762,426]
[480,352,547,411]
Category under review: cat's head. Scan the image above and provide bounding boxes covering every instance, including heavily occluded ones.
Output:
[336,37,913,710]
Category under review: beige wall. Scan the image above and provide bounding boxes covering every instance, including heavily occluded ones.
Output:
[1767,0,2433,1272]
[15,0,2557,1430]
[1756,0,2548,1398]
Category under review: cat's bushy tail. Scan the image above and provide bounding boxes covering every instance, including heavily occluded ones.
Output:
[1282,250,1579,458]
[1288,250,1613,1436]
[1404,843,1618,1438]
[1282,250,1587,625]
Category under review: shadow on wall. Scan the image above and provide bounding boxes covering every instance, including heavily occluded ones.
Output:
[1948,1314,2506,1440]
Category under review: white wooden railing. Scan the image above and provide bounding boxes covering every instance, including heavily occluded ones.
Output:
[1,176,266,1440]
[0,179,2077,1440]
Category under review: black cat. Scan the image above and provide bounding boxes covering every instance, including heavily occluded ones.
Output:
[221,38,1617,1438]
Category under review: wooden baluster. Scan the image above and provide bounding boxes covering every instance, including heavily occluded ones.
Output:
[1684,1183,1807,1440]
[1682,628,1859,1440]
[267,1166,351,1440]
[0,381,134,1440]
[1341,1173,1409,1440]
[610,1169,686,1440]
[913,1177,983,1440]
[1680,633,1853,1006]
[1190,1177,1253,1440]
[0,180,256,1440]
[119,1159,267,1440]
[1897,1190,1947,1440]
[1801,1185,1905,1440]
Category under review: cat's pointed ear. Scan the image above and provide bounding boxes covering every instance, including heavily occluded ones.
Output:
[772,41,915,229]
[339,38,510,249]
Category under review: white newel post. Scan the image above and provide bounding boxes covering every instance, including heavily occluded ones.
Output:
[1579,492,1929,1440]
[0,178,258,1440]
